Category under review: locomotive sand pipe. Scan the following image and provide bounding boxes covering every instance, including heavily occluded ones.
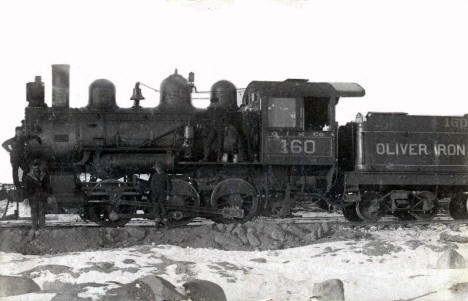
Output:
[52,64,70,108]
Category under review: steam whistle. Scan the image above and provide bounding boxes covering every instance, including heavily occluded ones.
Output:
[130,82,145,109]
[188,72,195,92]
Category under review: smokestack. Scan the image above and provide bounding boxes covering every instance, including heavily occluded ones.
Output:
[52,64,70,108]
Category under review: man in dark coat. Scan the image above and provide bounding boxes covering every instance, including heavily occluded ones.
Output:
[2,127,41,188]
[149,162,172,226]
[23,159,52,230]
[200,99,227,162]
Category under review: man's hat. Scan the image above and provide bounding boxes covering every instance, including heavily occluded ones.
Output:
[32,159,41,167]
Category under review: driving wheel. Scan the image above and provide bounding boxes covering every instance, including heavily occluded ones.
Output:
[210,178,258,223]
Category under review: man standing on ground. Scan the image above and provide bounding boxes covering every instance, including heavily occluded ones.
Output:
[2,126,41,189]
[149,162,172,226]
[23,159,52,230]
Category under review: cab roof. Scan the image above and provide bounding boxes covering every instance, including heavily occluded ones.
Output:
[243,79,365,99]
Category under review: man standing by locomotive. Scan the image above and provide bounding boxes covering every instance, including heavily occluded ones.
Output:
[150,162,172,226]
[2,126,41,189]
[23,159,52,230]
[200,97,227,162]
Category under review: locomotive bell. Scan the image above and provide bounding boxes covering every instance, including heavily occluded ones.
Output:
[130,82,145,108]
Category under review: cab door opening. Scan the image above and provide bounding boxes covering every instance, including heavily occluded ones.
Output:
[303,97,330,131]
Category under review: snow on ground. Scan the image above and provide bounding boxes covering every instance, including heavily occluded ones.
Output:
[0,199,83,223]
[1,225,467,301]
[1,199,31,217]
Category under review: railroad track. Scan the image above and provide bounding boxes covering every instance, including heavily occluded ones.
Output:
[0,215,215,228]
[0,214,467,229]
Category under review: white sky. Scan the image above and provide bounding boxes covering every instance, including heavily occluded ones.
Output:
[0,0,467,183]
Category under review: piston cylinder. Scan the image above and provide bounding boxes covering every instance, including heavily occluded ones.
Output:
[52,64,70,108]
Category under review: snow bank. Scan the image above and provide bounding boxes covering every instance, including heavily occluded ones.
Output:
[1,225,467,301]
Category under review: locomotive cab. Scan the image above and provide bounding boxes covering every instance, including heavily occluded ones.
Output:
[239,79,365,211]
[243,79,365,165]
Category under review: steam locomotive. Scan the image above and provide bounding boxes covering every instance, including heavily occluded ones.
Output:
[14,64,468,226]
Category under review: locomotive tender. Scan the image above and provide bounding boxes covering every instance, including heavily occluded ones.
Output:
[339,112,468,221]
[16,64,468,226]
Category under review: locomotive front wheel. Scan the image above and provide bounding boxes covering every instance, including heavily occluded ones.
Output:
[210,178,258,223]
[355,192,383,222]
[409,191,437,221]
[449,192,468,220]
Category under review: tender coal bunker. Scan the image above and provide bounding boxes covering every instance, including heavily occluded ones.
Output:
[304,97,329,131]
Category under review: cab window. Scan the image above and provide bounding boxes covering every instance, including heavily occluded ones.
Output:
[267,97,297,128]
[303,97,329,131]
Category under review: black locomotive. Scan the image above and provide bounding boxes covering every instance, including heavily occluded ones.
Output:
[11,64,468,226]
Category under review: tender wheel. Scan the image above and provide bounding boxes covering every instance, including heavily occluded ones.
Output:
[409,191,438,220]
[210,178,258,223]
[342,202,362,222]
[165,179,200,227]
[449,192,468,220]
[356,192,383,222]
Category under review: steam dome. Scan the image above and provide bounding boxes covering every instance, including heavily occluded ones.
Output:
[88,79,118,111]
[159,70,194,111]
